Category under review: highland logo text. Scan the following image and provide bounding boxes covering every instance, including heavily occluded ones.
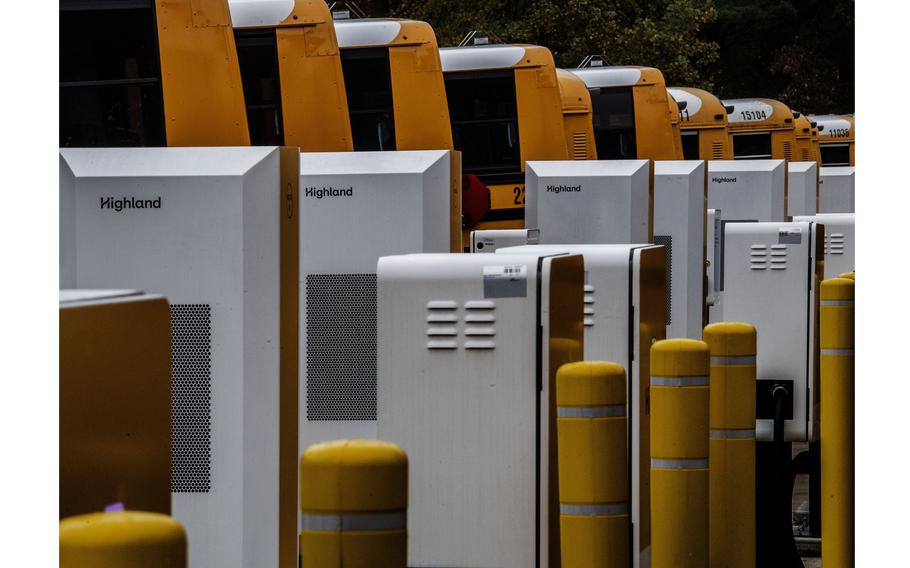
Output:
[100,197,162,211]
[305,186,354,199]
[546,184,582,194]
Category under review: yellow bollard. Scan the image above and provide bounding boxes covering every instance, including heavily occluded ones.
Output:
[556,361,630,568]
[703,323,757,568]
[299,440,408,567]
[60,511,186,567]
[838,271,855,280]
[820,278,855,568]
[650,339,710,568]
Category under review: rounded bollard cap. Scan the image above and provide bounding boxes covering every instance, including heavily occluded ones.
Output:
[557,361,626,406]
[300,439,407,514]
[651,339,709,377]
[821,277,854,301]
[60,511,186,556]
[703,322,757,357]
[838,271,855,280]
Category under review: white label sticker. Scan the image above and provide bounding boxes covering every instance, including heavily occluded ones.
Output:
[483,265,528,298]
[778,227,802,244]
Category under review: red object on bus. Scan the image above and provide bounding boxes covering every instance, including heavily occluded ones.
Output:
[462,173,491,227]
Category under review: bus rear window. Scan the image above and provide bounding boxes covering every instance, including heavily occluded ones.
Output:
[732,132,772,159]
[340,48,397,151]
[444,70,522,185]
[589,87,637,159]
[235,29,284,146]
[681,131,700,160]
[820,144,851,166]
[60,0,165,147]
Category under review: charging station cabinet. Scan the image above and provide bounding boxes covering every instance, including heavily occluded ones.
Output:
[818,166,855,213]
[708,159,787,222]
[526,159,651,244]
[298,150,459,452]
[653,160,706,338]
[706,208,722,321]
[795,213,854,277]
[719,221,824,442]
[787,161,818,218]
[470,228,540,253]
[60,290,172,520]
[499,243,666,568]
[377,252,584,567]
[60,146,298,568]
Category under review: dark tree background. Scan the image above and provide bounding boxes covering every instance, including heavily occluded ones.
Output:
[343,0,854,113]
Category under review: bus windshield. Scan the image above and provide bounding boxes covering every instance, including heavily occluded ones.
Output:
[444,69,522,184]
[732,132,772,159]
[60,0,165,147]
[340,47,397,151]
[234,28,284,146]
[589,87,637,159]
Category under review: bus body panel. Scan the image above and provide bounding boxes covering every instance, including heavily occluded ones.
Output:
[557,69,597,161]
[669,86,733,160]
[157,0,251,146]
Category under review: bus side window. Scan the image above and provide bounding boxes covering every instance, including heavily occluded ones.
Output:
[444,69,522,185]
[732,132,773,160]
[589,87,637,160]
[235,29,285,146]
[681,131,700,160]
[340,48,397,151]
[820,144,851,166]
[60,0,165,147]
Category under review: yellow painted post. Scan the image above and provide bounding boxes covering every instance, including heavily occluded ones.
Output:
[820,278,855,568]
[60,511,186,567]
[556,361,630,568]
[299,440,408,567]
[650,339,710,568]
[838,272,855,280]
[703,323,757,568]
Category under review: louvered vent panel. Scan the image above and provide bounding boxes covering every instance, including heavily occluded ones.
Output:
[572,132,588,160]
[750,244,768,270]
[653,235,673,325]
[770,244,788,270]
[583,284,595,327]
[306,274,377,421]
[426,300,458,349]
[801,148,810,161]
[783,141,793,162]
[829,233,845,255]
[170,304,212,493]
[464,300,495,349]
[711,141,725,160]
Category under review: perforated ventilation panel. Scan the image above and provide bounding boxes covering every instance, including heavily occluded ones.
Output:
[170,304,212,493]
[306,274,377,421]
[653,235,673,325]
[784,141,793,161]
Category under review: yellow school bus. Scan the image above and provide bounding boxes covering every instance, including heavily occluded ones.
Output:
[810,114,855,166]
[792,112,821,163]
[60,0,356,149]
[440,44,569,230]
[723,98,799,160]
[569,64,682,160]
[556,69,598,161]
[332,17,454,152]
[667,87,733,160]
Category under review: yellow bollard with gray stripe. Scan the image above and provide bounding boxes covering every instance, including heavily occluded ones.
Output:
[556,361,630,568]
[703,323,757,568]
[60,511,187,567]
[820,278,855,568]
[299,440,407,567]
[650,339,710,568]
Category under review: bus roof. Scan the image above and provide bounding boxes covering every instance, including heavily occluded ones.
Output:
[723,98,795,131]
[667,86,728,129]
[334,18,436,48]
[439,44,555,72]
[569,66,666,88]
[229,0,326,28]
[556,69,592,114]
[791,112,817,140]
[809,114,855,142]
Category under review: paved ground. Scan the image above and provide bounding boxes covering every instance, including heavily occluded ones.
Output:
[803,558,821,567]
